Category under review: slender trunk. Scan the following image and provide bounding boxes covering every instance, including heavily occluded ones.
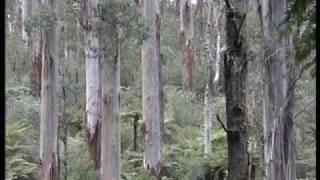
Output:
[100,38,121,180]
[156,13,165,145]
[142,0,162,177]
[176,0,180,17]
[203,0,214,156]
[30,0,42,97]
[196,0,204,37]
[58,82,67,180]
[261,0,296,179]
[224,0,249,179]
[133,116,138,151]
[39,0,59,179]
[180,0,194,93]
[22,0,32,49]
[80,0,101,176]
[59,42,68,180]
[15,1,22,34]
[203,84,213,155]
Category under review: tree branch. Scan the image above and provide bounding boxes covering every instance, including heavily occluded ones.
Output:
[293,99,315,119]
[216,114,229,133]
[236,12,247,35]
[289,59,315,91]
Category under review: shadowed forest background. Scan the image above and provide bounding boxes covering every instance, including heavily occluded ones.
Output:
[5,0,315,179]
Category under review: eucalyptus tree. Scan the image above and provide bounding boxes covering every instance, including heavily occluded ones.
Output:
[39,0,60,179]
[180,0,194,92]
[223,0,249,179]
[141,0,162,177]
[203,0,214,155]
[261,0,297,179]
[80,0,101,176]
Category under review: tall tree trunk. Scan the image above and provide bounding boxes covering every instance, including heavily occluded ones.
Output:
[59,42,68,180]
[203,0,214,156]
[100,38,121,180]
[223,0,249,179]
[58,80,67,180]
[142,0,162,177]
[80,0,101,176]
[39,0,59,179]
[261,0,296,179]
[31,0,42,97]
[180,0,194,93]
[156,12,165,145]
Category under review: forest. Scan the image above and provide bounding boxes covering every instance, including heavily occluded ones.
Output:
[5,0,315,179]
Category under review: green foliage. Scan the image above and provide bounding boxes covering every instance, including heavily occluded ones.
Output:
[6,121,38,180]
[67,135,96,180]
[282,0,315,64]
[97,0,147,46]
[25,5,58,33]
[165,86,203,127]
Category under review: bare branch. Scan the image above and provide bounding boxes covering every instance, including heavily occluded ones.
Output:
[216,114,229,133]
[293,99,315,119]
[289,59,315,91]
[236,12,247,35]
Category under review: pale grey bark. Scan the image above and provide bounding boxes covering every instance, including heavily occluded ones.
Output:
[142,0,162,177]
[39,0,59,179]
[100,40,121,180]
[203,84,213,155]
[203,0,214,156]
[261,0,296,179]
[81,0,101,174]
[22,0,31,48]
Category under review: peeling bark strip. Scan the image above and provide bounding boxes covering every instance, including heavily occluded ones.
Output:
[180,0,194,93]
[80,0,101,175]
[261,0,296,179]
[142,0,162,178]
[39,0,59,179]
[223,0,249,179]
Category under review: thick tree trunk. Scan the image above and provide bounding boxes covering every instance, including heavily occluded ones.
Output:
[39,0,59,179]
[261,0,296,179]
[142,0,162,177]
[30,0,42,97]
[80,0,101,176]
[180,0,194,93]
[100,40,121,180]
[224,0,249,179]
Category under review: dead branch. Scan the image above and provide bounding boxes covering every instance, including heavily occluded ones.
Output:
[216,114,229,133]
